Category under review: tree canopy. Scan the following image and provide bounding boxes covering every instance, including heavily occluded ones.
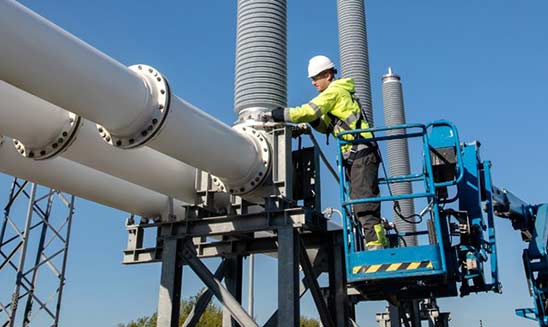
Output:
[118,291,320,327]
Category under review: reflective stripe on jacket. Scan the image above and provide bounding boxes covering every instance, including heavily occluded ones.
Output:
[283,78,372,154]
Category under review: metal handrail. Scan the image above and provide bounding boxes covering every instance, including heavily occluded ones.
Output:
[335,121,463,276]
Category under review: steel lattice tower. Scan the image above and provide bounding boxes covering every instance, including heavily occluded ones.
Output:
[0,178,75,327]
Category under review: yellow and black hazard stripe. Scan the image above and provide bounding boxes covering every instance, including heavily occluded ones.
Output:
[352,261,433,274]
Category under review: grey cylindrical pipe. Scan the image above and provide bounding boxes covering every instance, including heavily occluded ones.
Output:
[0,137,186,218]
[0,1,264,192]
[235,0,287,116]
[382,68,417,246]
[337,0,374,126]
[0,81,197,204]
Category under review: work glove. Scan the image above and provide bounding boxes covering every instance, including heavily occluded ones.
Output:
[271,107,286,122]
[292,123,311,137]
[257,111,274,123]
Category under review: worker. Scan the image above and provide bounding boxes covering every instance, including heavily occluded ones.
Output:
[261,55,387,250]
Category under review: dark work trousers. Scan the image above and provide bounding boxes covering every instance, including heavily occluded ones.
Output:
[344,149,381,243]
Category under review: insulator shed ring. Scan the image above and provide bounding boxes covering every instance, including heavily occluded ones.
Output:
[13,112,81,160]
[97,64,170,149]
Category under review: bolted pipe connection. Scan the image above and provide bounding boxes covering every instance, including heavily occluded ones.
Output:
[0,1,272,200]
[14,113,81,160]
[96,64,171,149]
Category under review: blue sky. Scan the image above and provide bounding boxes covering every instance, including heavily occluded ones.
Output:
[2,1,548,326]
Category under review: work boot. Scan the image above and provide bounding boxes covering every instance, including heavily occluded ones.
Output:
[365,223,388,250]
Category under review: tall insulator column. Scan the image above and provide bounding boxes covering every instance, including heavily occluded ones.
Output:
[235,0,287,117]
[382,68,417,246]
[337,0,374,126]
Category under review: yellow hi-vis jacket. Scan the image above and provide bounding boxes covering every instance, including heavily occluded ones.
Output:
[281,78,373,157]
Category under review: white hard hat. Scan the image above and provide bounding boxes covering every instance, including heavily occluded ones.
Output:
[307,55,335,78]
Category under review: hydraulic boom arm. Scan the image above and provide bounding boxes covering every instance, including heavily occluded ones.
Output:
[492,186,548,326]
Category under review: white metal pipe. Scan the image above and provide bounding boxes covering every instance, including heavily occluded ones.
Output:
[0,137,185,218]
[0,0,150,137]
[0,81,198,204]
[148,96,259,185]
[0,1,263,189]
[0,83,69,150]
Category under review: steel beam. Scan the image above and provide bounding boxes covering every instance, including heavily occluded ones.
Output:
[299,238,334,327]
[0,179,75,327]
[182,260,228,327]
[171,207,324,237]
[222,256,243,327]
[263,264,322,327]
[123,228,331,264]
[328,232,349,327]
[7,183,37,326]
[52,193,75,326]
[277,226,299,327]
[180,240,257,327]
[247,254,254,317]
[22,188,54,326]
[157,236,183,327]
[388,303,401,327]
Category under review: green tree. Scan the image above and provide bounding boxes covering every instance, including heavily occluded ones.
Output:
[300,316,321,327]
[118,292,320,327]
[117,291,222,327]
[178,291,223,326]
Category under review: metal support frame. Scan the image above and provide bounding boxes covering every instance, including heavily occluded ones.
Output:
[157,232,183,327]
[277,226,300,327]
[375,298,450,327]
[299,237,334,327]
[125,127,349,327]
[263,241,325,327]
[180,239,257,327]
[182,260,228,327]
[126,207,346,327]
[0,178,75,327]
[222,256,243,327]
[328,231,349,326]
[247,254,254,317]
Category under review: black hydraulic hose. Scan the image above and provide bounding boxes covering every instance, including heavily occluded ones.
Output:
[307,132,339,185]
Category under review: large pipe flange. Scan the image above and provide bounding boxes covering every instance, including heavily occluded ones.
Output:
[13,112,81,160]
[97,64,170,149]
[212,125,271,195]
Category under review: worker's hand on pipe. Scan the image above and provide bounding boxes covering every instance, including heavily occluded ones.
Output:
[292,123,311,137]
[257,111,274,123]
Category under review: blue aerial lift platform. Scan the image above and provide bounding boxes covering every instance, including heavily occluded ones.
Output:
[337,120,499,300]
[336,120,548,326]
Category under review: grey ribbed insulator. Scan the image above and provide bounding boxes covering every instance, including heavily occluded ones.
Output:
[235,0,287,115]
[382,68,417,246]
[337,0,374,126]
